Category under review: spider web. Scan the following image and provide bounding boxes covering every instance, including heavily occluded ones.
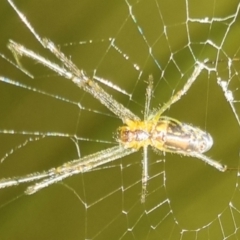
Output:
[0,0,240,239]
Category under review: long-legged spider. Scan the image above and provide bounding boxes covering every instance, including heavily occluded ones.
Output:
[0,0,227,202]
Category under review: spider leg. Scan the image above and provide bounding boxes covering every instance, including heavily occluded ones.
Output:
[8,40,139,123]
[140,76,154,202]
[141,146,148,202]
[152,144,227,172]
[153,62,204,121]
[0,171,52,189]
[0,146,136,194]
[25,146,136,194]
[144,75,154,121]
[187,152,227,172]
[7,0,139,123]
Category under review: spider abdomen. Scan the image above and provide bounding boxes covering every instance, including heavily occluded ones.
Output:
[118,117,213,154]
[154,118,213,154]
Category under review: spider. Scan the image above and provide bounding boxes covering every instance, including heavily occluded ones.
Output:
[0,0,227,202]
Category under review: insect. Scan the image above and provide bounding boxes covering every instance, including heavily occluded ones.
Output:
[0,0,227,202]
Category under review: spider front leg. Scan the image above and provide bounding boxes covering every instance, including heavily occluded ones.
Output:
[153,62,204,121]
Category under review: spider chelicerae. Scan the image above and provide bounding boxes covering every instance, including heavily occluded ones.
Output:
[0,0,227,202]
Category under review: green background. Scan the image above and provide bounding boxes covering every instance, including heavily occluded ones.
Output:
[0,0,240,239]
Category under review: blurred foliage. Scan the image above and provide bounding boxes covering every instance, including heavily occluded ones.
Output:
[0,0,240,239]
